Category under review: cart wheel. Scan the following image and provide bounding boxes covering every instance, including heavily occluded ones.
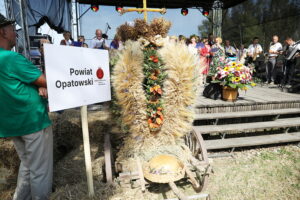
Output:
[104,133,113,184]
[191,129,209,192]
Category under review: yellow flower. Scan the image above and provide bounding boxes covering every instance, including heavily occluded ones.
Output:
[150,85,162,95]
[156,118,163,125]
[242,87,248,91]
[232,62,237,67]
[234,77,241,82]
[251,82,256,86]
[224,67,229,71]
[236,67,241,71]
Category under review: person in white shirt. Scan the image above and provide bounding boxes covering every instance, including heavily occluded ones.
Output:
[60,31,73,46]
[224,40,237,57]
[247,37,263,62]
[267,35,282,84]
[90,29,109,50]
[188,36,199,55]
[237,44,248,63]
[247,37,263,78]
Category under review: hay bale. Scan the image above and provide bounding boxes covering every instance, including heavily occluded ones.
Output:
[0,139,19,173]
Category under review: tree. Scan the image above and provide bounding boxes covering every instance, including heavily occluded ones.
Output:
[198,0,300,49]
[198,15,212,38]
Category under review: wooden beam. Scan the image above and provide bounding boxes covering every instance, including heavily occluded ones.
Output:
[194,108,300,120]
[205,132,300,150]
[194,117,300,134]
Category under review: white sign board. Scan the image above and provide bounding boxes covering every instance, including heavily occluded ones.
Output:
[44,44,111,112]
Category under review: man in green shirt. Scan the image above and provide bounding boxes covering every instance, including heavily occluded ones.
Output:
[0,14,53,199]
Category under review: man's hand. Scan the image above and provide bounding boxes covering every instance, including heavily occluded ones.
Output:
[38,87,48,99]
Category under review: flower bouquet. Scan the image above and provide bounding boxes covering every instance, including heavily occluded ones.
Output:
[213,62,256,101]
[214,62,256,90]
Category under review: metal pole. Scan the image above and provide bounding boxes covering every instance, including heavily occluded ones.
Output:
[19,0,30,59]
[212,8,216,36]
[75,1,79,39]
[4,0,18,52]
[212,0,223,38]
[4,0,9,16]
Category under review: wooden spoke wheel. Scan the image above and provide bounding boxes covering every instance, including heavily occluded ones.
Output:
[185,129,210,192]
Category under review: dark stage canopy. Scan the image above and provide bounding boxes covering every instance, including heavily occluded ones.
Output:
[12,0,72,33]
[77,0,247,9]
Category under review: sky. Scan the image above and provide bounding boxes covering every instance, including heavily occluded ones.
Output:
[0,0,5,15]
[79,5,206,40]
[0,1,206,44]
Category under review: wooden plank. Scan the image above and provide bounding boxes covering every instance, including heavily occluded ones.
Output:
[194,108,300,120]
[165,193,210,200]
[196,86,300,109]
[168,182,188,200]
[195,101,300,109]
[81,106,94,196]
[205,132,300,150]
[119,171,139,181]
[136,158,146,192]
[104,134,113,184]
[194,117,300,134]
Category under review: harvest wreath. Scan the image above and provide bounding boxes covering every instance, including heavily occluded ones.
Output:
[112,18,203,170]
[144,47,166,132]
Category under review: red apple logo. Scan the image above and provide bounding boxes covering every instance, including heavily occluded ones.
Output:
[96,68,104,79]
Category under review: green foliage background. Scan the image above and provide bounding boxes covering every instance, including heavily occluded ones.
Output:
[199,0,300,50]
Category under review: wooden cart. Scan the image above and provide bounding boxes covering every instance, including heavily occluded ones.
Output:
[104,128,211,199]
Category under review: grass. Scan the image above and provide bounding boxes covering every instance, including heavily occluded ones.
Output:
[48,144,300,200]
[1,108,300,200]
[207,146,300,200]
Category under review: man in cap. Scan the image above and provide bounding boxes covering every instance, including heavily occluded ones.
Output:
[0,13,53,199]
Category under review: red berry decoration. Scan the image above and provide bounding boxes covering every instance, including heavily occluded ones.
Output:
[96,68,104,79]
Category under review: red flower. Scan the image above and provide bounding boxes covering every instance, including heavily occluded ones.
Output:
[149,55,159,63]
[153,58,159,63]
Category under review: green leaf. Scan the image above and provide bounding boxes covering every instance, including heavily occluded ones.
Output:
[237,84,244,89]
[228,83,237,88]
[211,80,221,83]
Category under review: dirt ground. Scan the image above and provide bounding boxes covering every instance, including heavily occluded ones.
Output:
[1,108,300,200]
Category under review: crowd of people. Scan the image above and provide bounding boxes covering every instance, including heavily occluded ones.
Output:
[61,29,299,88]
[1,8,299,199]
[176,34,299,87]
[59,29,122,50]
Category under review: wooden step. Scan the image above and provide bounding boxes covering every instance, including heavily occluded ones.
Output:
[205,132,300,150]
[194,108,300,120]
[193,117,300,134]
